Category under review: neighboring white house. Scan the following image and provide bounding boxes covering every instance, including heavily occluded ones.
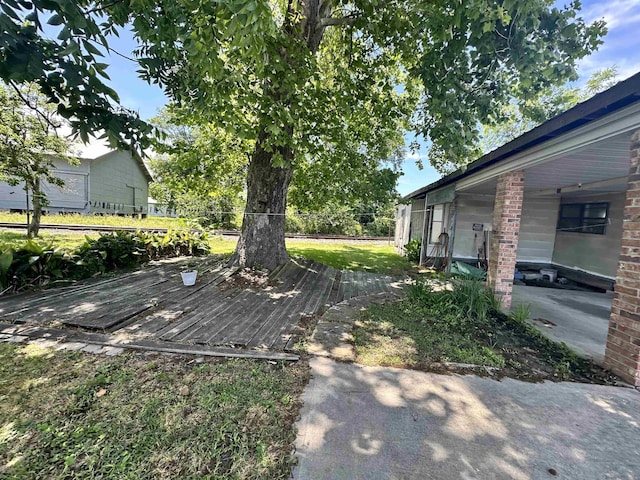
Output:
[147,197,178,218]
[396,71,640,386]
[0,140,152,216]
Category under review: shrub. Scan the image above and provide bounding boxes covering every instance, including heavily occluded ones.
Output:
[0,240,75,292]
[407,277,500,321]
[285,212,305,233]
[362,217,394,237]
[404,239,421,263]
[1,230,211,294]
[76,231,147,274]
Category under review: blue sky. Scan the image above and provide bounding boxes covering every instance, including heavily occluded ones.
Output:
[99,0,640,196]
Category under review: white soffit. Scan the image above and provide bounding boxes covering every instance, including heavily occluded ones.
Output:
[456,101,640,191]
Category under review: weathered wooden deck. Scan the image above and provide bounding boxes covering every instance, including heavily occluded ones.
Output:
[0,257,404,355]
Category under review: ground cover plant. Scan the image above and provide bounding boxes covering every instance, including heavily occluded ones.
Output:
[353,278,620,384]
[0,343,308,479]
[0,230,210,294]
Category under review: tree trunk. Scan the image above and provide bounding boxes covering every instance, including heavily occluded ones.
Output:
[28,177,42,238]
[231,133,293,270]
[230,2,330,270]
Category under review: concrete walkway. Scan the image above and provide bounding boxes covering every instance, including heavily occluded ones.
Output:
[294,357,640,480]
[512,285,612,365]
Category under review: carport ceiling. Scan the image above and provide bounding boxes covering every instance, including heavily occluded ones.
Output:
[459,130,632,195]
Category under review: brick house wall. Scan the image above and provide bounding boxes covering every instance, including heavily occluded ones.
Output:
[487,170,525,310]
[604,130,640,386]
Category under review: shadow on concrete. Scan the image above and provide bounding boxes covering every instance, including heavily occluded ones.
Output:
[294,357,640,480]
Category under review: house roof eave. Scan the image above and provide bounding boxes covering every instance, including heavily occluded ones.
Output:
[402,71,640,201]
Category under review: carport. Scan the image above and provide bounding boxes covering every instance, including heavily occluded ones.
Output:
[512,286,612,365]
[399,72,640,385]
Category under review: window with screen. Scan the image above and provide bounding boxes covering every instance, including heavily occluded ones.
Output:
[430,204,444,243]
[557,202,609,234]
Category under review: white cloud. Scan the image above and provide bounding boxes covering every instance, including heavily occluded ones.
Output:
[580,0,640,29]
[405,152,426,161]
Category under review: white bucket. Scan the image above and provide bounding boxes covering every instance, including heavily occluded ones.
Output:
[540,268,557,283]
[180,270,198,286]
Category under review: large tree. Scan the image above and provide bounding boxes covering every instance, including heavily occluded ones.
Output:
[128,0,605,269]
[1,1,606,269]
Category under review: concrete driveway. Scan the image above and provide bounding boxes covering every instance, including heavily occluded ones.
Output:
[294,357,640,480]
[512,285,612,365]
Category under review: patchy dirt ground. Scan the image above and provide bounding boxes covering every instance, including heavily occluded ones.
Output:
[221,268,279,291]
[353,300,624,386]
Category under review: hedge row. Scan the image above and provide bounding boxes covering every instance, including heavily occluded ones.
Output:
[0,230,210,295]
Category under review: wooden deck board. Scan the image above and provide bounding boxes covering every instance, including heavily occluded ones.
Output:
[0,257,403,355]
[203,259,312,345]
[244,263,322,348]
[263,263,337,349]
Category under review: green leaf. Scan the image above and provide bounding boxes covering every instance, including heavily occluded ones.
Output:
[47,13,63,26]
[0,250,13,274]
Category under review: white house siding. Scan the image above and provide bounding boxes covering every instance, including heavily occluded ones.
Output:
[0,158,90,212]
[452,194,494,260]
[552,192,625,278]
[89,151,149,215]
[517,196,559,263]
[452,193,558,264]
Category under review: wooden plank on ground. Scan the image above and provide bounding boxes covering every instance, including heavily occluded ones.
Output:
[245,262,322,348]
[196,260,309,345]
[0,323,298,361]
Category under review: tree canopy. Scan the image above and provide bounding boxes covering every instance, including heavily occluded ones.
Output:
[478,67,619,154]
[148,107,249,220]
[0,0,153,151]
[0,0,607,268]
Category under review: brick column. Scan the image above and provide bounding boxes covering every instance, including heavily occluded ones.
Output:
[487,170,524,310]
[604,129,640,386]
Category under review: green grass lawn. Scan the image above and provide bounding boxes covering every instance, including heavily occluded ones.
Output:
[0,229,413,276]
[0,212,186,230]
[0,343,309,479]
[286,241,413,275]
[0,231,92,251]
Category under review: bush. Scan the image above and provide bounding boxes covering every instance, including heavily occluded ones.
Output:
[404,239,421,263]
[76,231,147,274]
[362,216,393,237]
[139,229,210,259]
[0,230,211,294]
[0,241,74,291]
[407,278,501,321]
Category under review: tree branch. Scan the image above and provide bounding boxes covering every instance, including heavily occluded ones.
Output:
[84,0,125,16]
[8,82,62,131]
[320,15,357,28]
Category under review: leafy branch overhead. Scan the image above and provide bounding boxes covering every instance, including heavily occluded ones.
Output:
[0,0,153,151]
[125,0,605,172]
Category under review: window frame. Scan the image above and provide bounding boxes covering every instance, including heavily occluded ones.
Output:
[557,202,609,235]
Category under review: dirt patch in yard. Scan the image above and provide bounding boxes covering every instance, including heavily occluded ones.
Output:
[221,268,279,291]
[353,287,623,386]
